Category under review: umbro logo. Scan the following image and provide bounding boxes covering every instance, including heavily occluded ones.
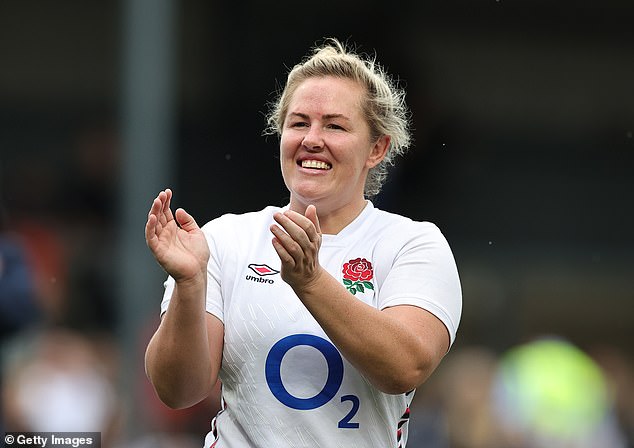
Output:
[248,264,280,276]
[246,263,279,284]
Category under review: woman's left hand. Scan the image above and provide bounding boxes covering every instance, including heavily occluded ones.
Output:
[270,205,323,293]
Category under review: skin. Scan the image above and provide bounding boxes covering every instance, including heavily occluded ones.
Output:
[144,76,449,409]
[144,189,223,408]
[279,76,385,233]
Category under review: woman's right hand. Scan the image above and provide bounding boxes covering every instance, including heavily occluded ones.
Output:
[145,189,210,283]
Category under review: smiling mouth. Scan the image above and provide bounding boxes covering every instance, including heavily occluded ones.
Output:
[300,160,332,170]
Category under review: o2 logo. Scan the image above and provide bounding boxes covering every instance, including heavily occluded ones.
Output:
[265,334,360,429]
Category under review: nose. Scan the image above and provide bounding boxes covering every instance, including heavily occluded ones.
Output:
[302,126,324,151]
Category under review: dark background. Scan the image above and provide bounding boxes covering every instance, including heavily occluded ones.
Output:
[1,0,633,445]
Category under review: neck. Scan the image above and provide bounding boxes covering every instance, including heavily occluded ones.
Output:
[289,196,368,235]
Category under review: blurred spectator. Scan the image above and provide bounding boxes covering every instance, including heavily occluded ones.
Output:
[2,327,122,446]
[0,204,40,341]
[0,203,40,436]
[9,218,68,325]
[491,337,627,448]
[3,118,119,334]
[408,339,631,448]
[588,345,634,447]
[408,345,504,448]
[3,153,69,326]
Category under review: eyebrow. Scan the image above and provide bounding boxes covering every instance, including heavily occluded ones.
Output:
[288,112,351,122]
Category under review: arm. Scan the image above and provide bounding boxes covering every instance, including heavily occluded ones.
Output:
[144,189,223,408]
[270,206,449,394]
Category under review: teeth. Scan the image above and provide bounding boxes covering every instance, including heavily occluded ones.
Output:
[301,160,331,170]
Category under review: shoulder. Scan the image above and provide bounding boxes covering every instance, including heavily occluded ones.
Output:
[370,206,446,244]
[366,207,457,270]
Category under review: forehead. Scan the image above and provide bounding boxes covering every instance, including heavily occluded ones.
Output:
[288,76,365,116]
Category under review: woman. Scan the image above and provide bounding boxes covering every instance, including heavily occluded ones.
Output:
[144,38,462,448]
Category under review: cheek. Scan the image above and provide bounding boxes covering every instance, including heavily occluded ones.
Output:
[280,133,297,158]
[279,137,296,179]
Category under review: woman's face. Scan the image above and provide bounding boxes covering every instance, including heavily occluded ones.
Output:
[280,76,387,215]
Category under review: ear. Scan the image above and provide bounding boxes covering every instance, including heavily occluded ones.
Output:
[366,135,390,169]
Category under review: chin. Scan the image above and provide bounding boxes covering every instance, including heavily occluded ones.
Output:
[290,186,329,205]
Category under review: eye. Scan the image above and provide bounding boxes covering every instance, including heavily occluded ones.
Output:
[326,123,345,130]
[289,121,309,128]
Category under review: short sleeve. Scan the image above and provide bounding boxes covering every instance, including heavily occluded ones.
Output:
[378,222,462,345]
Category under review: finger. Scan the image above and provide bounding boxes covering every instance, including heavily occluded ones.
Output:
[150,190,172,228]
[148,189,175,234]
[147,196,168,237]
[163,188,172,210]
[145,213,164,253]
[271,233,296,267]
[162,189,175,221]
[175,208,199,232]
[145,213,157,243]
[275,211,313,247]
[285,209,320,245]
[304,205,321,241]
[270,221,302,255]
[270,224,297,267]
[148,196,162,219]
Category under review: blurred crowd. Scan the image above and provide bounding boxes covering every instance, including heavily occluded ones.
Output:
[1,122,633,448]
[0,120,221,447]
[409,340,633,448]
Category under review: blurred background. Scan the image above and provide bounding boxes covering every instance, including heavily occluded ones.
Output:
[1,0,632,447]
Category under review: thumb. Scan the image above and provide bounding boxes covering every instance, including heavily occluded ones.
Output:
[175,208,200,232]
[305,204,321,235]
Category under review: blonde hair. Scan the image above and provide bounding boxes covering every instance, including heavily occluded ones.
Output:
[265,38,412,197]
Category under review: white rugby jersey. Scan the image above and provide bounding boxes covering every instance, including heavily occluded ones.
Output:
[161,201,462,448]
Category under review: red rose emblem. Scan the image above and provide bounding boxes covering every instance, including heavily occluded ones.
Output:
[342,258,374,295]
[343,258,374,281]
